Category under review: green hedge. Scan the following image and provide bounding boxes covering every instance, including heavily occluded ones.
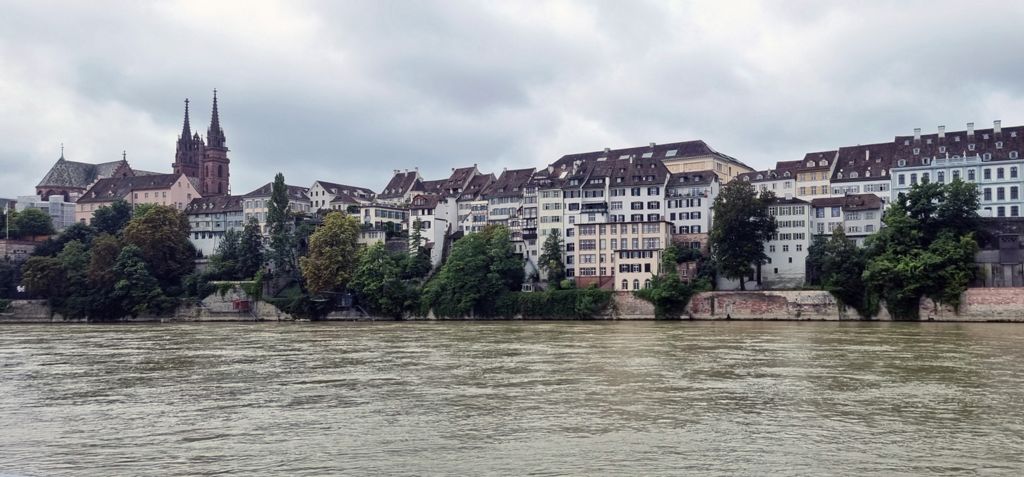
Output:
[0,299,9,313]
[496,288,613,319]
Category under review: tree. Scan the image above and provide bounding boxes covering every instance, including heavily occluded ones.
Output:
[421,225,524,317]
[121,205,195,287]
[266,172,296,277]
[237,218,264,279]
[0,260,18,298]
[112,245,174,317]
[14,208,55,237]
[863,179,981,319]
[709,181,778,290]
[635,245,710,318]
[808,229,872,316]
[209,229,241,279]
[299,211,361,295]
[91,199,133,235]
[21,256,67,299]
[351,243,418,318]
[539,229,565,285]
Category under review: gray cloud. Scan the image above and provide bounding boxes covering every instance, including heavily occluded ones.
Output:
[2,0,1024,199]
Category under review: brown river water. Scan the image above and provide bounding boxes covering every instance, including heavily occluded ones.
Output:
[1,321,1023,476]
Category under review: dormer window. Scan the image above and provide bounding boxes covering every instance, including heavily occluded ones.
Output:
[666,149,678,157]
[743,176,750,181]
[837,172,844,179]
[982,153,992,161]
[922,158,930,165]
[939,146,946,153]
[818,160,827,166]
[642,152,653,158]
[1012,151,1020,159]
[850,172,859,179]
[806,161,814,167]
[913,148,920,155]
[996,141,1004,149]
[955,136,960,142]
[882,169,887,176]
[898,159,907,167]
[865,171,871,178]
[969,144,976,151]
[783,171,791,178]
[983,134,990,140]
[926,139,932,145]
[1012,132,1018,138]
[756,174,763,180]
[904,140,910,145]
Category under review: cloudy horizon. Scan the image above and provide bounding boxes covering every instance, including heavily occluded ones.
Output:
[2,0,1024,197]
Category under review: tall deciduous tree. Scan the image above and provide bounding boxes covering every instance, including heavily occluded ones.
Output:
[299,211,361,295]
[210,229,241,279]
[709,181,777,290]
[237,218,264,279]
[538,228,565,285]
[351,243,418,319]
[91,199,133,235]
[121,205,195,286]
[112,245,173,317]
[421,225,524,317]
[266,172,296,277]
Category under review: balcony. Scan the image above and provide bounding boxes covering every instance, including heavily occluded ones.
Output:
[582,202,608,211]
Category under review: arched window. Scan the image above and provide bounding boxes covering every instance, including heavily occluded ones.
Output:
[633,279,640,290]
[218,165,224,177]
[807,161,814,167]
[644,279,652,289]
[621,279,628,290]
[819,160,827,166]
[850,172,859,179]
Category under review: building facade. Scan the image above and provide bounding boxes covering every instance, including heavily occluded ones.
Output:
[185,195,245,257]
[75,173,201,224]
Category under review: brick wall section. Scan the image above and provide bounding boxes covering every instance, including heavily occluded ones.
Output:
[685,291,859,320]
[921,288,1024,322]
[612,291,656,319]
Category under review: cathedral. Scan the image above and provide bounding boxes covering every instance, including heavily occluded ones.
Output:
[172,90,231,196]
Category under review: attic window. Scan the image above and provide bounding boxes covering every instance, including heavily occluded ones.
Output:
[865,171,871,178]
[642,152,653,158]
[756,174,763,180]
[983,153,992,161]
[882,169,887,176]
[1012,132,1018,138]
[806,161,814,167]
[1012,151,1020,159]
[619,155,629,160]
[983,134,990,140]
[955,136,961,142]
[783,172,791,178]
[922,158,930,165]
[666,149,678,157]
[926,139,932,145]
[903,140,910,145]
[818,160,827,166]
[969,144,976,151]
[996,141,1004,149]
[850,172,859,179]
[913,148,920,155]
[742,176,750,181]
[837,172,844,179]
[898,159,907,167]
[939,146,946,153]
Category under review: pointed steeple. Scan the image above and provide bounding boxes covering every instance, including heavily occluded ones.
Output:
[207,89,226,148]
[180,98,192,140]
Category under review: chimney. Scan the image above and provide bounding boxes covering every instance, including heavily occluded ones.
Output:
[914,128,921,142]
[938,125,945,139]
[604,147,611,154]
[649,142,656,148]
[865,149,870,161]
[994,120,1002,135]
[967,122,975,137]
[394,169,400,175]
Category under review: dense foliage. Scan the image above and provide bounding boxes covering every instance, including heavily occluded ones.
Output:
[634,244,711,318]
[806,229,873,316]
[299,211,361,295]
[266,172,296,278]
[538,229,565,285]
[91,199,133,235]
[709,181,778,290]
[349,242,426,318]
[420,225,525,317]
[496,288,613,318]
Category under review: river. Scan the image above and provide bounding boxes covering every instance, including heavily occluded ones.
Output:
[1,321,1023,476]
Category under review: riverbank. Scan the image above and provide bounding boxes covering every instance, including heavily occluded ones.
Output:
[6,287,1024,323]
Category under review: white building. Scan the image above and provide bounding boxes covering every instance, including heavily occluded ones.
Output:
[810,194,884,246]
[308,180,374,211]
[664,170,717,235]
[763,198,811,289]
[241,183,311,235]
[377,170,422,205]
[829,142,895,203]
[15,195,77,231]
[185,195,245,257]
[890,122,1024,218]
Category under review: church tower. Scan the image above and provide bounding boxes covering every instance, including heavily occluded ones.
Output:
[172,98,205,182]
[201,90,230,196]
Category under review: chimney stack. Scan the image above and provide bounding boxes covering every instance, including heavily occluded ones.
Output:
[914,128,921,142]
[994,120,1002,135]
[865,149,870,161]
[649,142,656,148]
[604,147,611,154]
[967,122,975,137]
[938,125,945,139]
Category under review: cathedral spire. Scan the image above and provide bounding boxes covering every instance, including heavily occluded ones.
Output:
[181,98,192,140]
[207,89,226,149]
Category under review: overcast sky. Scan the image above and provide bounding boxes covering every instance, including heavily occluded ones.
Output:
[2,0,1024,197]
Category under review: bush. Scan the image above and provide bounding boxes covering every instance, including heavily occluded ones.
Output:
[497,288,613,319]
[0,299,10,313]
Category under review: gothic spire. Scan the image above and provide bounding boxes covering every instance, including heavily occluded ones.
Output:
[207,89,226,148]
[181,98,192,140]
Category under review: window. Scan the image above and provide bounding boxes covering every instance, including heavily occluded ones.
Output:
[898,174,905,185]
[910,173,917,184]
[952,170,960,181]
[633,280,640,290]
[621,280,628,290]
[968,169,976,181]
[984,188,992,201]
[998,188,1006,200]
[831,207,841,218]
[998,206,1006,217]
[631,188,641,196]
[984,168,992,180]
[1013,206,1020,217]
[937,171,945,183]
[1013,187,1019,200]
[998,168,1005,179]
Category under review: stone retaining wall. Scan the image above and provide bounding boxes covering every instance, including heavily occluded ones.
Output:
[920,288,1024,322]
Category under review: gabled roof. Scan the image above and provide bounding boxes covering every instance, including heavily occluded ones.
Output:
[415,179,446,195]
[893,124,1024,167]
[791,151,837,172]
[608,158,668,187]
[832,142,895,183]
[810,193,882,211]
[379,170,420,199]
[440,166,477,196]
[78,173,186,203]
[460,173,496,200]
[313,180,375,199]
[668,169,717,186]
[37,157,131,189]
[410,194,440,209]
[483,168,535,198]
[185,195,243,214]
[242,183,310,202]
[551,140,750,171]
